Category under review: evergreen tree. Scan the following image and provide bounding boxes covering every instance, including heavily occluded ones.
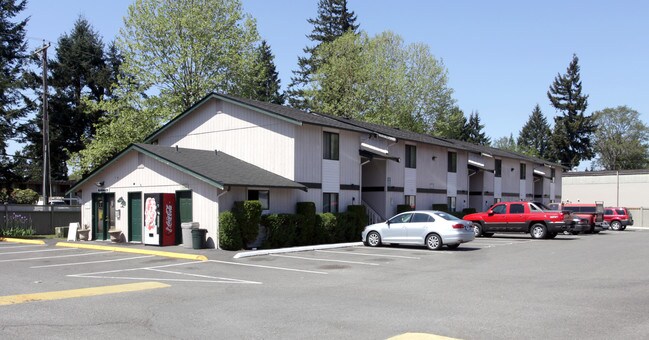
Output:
[433,106,467,140]
[547,54,596,169]
[0,0,28,187]
[286,0,358,109]
[240,40,284,104]
[518,104,551,159]
[463,111,490,145]
[18,18,118,180]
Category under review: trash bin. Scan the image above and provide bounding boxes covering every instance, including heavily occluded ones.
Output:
[191,228,207,249]
[181,222,199,249]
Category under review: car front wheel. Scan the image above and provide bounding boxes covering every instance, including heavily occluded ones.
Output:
[611,221,622,231]
[530,223,547,239]
[426,233,443,250]
[366,231,381,247]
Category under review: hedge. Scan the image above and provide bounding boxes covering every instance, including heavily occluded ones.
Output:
[219,211,242,250]
[233,200,262,245]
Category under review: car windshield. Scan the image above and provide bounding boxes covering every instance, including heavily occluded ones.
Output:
[433,212,460,221]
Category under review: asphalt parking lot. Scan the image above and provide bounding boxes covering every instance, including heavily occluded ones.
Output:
[2,230,649,339]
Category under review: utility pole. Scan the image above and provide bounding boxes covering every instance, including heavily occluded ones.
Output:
[35,41,51,205]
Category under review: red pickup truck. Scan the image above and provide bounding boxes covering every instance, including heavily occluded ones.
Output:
[463,201,576,239]
[548,203,609,234]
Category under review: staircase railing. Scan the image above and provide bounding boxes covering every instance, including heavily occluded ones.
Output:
[362,201,384,225]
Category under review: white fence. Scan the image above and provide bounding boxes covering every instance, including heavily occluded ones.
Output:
[628,208,649,228]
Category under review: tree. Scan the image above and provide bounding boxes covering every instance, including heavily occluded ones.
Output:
[18,17,118,180]
[304,31,454,134]
[592,106,649,170]
[286,0,358,109]
[239,40,284,104]
[463,111,490,145]
[492,134,519,152]
[433,106,468,140]
[70,0,260,175]
[518,104,551,159]
[547,54,596,169]
[0,0,28,187]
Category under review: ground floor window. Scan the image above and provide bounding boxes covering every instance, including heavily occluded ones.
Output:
[447,196,457,212]
[323,193,338,213]
[248,189,269,210]
[494,198,502,204]
[405,195,416,209]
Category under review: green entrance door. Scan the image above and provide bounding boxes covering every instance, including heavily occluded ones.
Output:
[128,192,142,242]
[92,193,115,240]
[176,190,193,244]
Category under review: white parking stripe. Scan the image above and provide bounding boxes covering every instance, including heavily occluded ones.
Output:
[0,244,45,249]
[69,275,261,284]
[30,255,155,268]
[315,249,420,259]
[358,247,455,254]
[145,268,261,284]
[0,248,75,256]
[271,254,379,266]
[0,251,107,263]
[209,259,328,275]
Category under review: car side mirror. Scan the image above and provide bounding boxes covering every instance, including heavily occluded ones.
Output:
[487,210,494,216]
[386,220,391,226]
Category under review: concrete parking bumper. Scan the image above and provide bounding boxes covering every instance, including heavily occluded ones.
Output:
[56,242,208,261]
[233,242,363,259]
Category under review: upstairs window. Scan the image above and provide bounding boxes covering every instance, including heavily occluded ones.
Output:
[405,145,417,168]
[520,163,526,180]
[495,159,502,178]
[323,132,339,160]
[448,151,457,173]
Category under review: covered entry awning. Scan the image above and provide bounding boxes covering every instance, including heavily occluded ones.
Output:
[467,159,494,173]
[359,149,400,163]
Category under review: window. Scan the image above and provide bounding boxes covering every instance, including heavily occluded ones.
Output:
[447,196,457,212]
[551,168,556,183]
[323,132,339,160]
[529,203,543,212]
[412,213,434,223]
[604,209,613,216]
[405,195,416,209]
[389,212,412,224]
[405,145,416,168]
[495,159,502,178]
[447,151,457,173]
[510,204,524,214]
[323,193,338,213]
[494,198,502,204]
[520,163,526,180]
[248,190,269,210]
[491,204,506,214]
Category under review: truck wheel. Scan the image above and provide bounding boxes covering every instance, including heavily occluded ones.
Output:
[472,223,483,237]
[611,221,621,231]
[530,223,547,239]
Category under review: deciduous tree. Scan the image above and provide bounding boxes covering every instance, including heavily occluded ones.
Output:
[592,106,649,170]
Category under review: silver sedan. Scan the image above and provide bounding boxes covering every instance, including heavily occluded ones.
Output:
[361,210,475,250]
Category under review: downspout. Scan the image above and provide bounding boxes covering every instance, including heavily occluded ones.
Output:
[215,186,231,249]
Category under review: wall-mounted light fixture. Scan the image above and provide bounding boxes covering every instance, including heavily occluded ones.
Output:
[95,181,104,187]
[510,168,515,172]
[431,156,437,161]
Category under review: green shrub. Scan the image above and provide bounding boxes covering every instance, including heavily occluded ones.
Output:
[316,213,337,244]
[262,214,298,248]
[0,227,35,237]
[233,201,262,246]
[346,205,367,237]
[296,202,316,246]
[333,212,359,242]
[460,208,477,218]
[432,204,448,212]
[0,188,8,204]
[396,204,414,214]
[11,189,39,204]
[219,211,242,250]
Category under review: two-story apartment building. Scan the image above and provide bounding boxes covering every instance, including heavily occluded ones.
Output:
[68,93,564,248]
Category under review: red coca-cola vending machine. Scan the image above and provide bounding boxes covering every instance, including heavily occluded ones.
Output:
[143,193,176,246]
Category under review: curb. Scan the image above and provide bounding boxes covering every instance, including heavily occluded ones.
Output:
[0,238,46,245]
[55,242,208,261]
[233,242,363,259]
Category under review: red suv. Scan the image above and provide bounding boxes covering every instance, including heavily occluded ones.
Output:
[604,207,633,231]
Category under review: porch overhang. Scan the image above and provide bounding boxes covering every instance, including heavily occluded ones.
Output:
[359,149,400,163]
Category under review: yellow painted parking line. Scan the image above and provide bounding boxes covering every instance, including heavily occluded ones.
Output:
[388,333,461,340]
[0,281,169,306]
[55,242,207,261]
[0,238,45,245]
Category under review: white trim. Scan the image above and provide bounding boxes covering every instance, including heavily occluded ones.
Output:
[361,142,388,155]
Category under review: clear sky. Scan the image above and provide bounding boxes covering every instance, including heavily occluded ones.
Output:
[21,0,649,168]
